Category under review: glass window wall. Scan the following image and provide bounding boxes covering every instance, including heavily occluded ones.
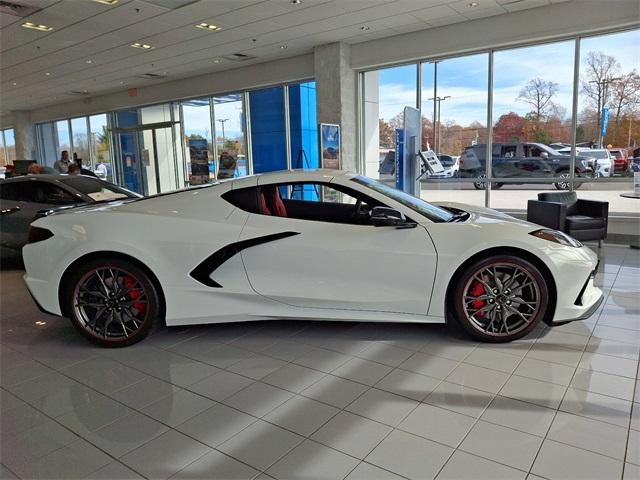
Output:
[1,128,16,166]
[213,93,247,178]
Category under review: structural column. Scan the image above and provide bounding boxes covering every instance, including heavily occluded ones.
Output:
[314,42,358,172]
[12,111,37,160]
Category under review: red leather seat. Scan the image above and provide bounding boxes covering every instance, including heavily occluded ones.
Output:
[262,186,288,217]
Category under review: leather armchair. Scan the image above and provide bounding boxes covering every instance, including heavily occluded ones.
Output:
[527,191,608,243]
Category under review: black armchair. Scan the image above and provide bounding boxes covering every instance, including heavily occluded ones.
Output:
[527,191,608,243]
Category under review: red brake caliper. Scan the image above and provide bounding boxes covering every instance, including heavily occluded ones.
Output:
[123,276,145,314]
[469,281,486,317]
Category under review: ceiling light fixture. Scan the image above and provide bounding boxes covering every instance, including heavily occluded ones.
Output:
[213,58,221,63]
[468,1,479,6]
[131,42,154,50]
[92,0,118,4]
[12,82,17,86]
[290,0,302,4]
[86,59,93,64]
[279,45,288,49]
[21,22,53,32]
[360,25,370,31]
[45,72,51,76]
[196,22,220,32]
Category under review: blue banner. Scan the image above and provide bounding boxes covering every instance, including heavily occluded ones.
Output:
[395,128,404,191]
[601,107,609,137]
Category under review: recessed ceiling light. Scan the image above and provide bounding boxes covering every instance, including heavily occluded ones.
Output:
[290,0,302,4]
[279,45,288,49]
[360,25,370,31]
[468,1,479,6]
[12,82,17,86]
[92,0,118,4]
[131,42,154,50]
[45,72,51,76]
[21,22,53,32]
[213,58,221,63]
[86,59,93,64]
[196,22,221,32]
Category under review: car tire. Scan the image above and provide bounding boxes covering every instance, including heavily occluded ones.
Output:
[64,257,161,347]
[473,174,503,190]
[451,255,548,343]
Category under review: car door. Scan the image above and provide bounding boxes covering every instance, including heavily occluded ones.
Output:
[0,180,77,250]
[238,180,437,315]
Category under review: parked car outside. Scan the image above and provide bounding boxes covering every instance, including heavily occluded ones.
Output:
[585,149,613,177]
[608,148,630,174]
[428,154,459,179]
[0,174,140,257]
[459,142,594,190]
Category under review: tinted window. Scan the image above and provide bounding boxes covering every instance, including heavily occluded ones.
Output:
[351,175,454,223]
[58,176,134,201]
[0,181,76,204]
[438,155,454,166]
[0,183,19,201]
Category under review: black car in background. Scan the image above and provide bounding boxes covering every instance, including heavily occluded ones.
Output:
[459,142,595,190]
[0,174,140,257]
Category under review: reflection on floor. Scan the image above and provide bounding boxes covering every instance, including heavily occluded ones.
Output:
[1,244,639,480]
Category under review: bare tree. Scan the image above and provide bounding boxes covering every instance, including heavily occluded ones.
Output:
[609,70,640,139]
[581,51,621,145]
[516,78,559,122]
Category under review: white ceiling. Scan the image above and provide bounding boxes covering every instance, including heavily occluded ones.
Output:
[0,0,564,113]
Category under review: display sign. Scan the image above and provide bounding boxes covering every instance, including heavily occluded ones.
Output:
[419,150,444,175]
[189,139,210,185]
[320,123,340,169]
[403,106,422,196]
[634,171,640,195]
[395,128,404,191]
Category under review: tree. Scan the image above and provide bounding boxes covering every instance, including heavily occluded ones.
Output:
[609,70,640,140]
[188,133,206,140]
[378,119,395,148]
[493,112,526,143]
[516,78,559,122]
[581,51,621,144]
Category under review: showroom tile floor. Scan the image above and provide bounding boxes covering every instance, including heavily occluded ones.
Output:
[0,244,639,480]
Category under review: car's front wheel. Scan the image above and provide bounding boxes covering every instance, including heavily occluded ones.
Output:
[64,257,161,347]
[452,255,548,342]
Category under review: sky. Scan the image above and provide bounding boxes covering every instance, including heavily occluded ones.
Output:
[375,28,639,127]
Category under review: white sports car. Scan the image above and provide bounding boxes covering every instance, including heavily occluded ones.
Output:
[23,170,603,347]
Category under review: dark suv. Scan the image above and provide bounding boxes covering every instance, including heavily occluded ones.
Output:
[459,142,594,190]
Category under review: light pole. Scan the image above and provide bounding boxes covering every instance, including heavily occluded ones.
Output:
[428,95,451,153]
[217,118,229,147]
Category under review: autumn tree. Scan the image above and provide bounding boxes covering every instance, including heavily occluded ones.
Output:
[493,112,526,143]
[609,70,640,140]
[378,119,395,148]
[581,51,621,143]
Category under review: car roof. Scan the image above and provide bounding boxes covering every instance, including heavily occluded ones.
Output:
[0,174,92,183]
[231,169,356,186]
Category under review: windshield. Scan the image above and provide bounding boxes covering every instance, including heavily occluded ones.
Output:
[589,150,610,159]
[438,155,454,166]
[59,176,138,201]
[351,176,455,223]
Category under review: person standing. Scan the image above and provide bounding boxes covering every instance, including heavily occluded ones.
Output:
[54,151,71,173]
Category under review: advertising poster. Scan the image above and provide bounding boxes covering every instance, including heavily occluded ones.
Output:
[189,139,210,185]
[320,123,340,170]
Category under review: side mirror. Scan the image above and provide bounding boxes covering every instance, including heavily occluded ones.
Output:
[371,206,408,227]
[540,152,549,159]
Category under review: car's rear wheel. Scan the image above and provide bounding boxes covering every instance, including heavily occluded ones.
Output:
[472,174,503,190]
[452,256,548,342]
[65,258,160,347]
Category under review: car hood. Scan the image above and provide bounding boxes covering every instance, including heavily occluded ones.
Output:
[435,201,538,229]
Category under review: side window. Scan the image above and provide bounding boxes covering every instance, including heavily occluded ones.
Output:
[222,187,259,214]
[0,183,20,201]
[39,184,77,204]
[503,146,517,158]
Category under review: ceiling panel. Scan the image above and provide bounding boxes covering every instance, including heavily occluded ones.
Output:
[0,0,566,112]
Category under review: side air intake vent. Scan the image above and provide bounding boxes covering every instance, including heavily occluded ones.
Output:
[0,1,40,17]
[221,53,256,62]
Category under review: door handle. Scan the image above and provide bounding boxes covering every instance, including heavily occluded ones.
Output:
[1,206,20,215]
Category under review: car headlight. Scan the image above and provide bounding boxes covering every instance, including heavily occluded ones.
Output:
[529,229,583,248]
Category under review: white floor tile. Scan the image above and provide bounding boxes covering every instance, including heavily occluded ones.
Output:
[560,387,633,428]
[312,411,392,459]
[301,374,369,408]
[425,381,494,418]
[399,403,475,447]
[627,429,640,466]
[223,382,293,418]
[141,389,215,427]
[514,357,576,386]
[111,376,180,409]
[261,363,326,393]
[366,430,453,480]
[218,420,304,471]
[480,395,555,437]
[331,357,393,386]
[571,368,636,401]
[120,429,211,480]
[293,347,352,373]
[227,354,287,380]
[624,463,640,480]
[176,403,256,448]
[346,388,418,426]
[532,439,623,480]
[344,462,404,480]
[437,450,527,480]
[84,462,144,479]
[170,449,260,479]
[460,420,543,471]
[548,411,629,460]
[374,368,441,401]
[400,352,460,380]
[446,363,510,394]
[264,395,339,436]
[463,348,522,373]
[579,351,639,379]
[356,342,414,367]
[266,439,360,480]
[499,375,567,409]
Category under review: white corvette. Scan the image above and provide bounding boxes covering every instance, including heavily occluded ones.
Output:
[23,170,602,347]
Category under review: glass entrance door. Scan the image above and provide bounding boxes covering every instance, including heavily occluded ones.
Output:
[116,124,183,196]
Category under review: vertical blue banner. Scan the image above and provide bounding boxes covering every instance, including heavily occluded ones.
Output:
[601,107,609,137]
[395,128,404,191]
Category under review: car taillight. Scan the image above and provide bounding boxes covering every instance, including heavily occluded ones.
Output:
[27,226,53,244]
